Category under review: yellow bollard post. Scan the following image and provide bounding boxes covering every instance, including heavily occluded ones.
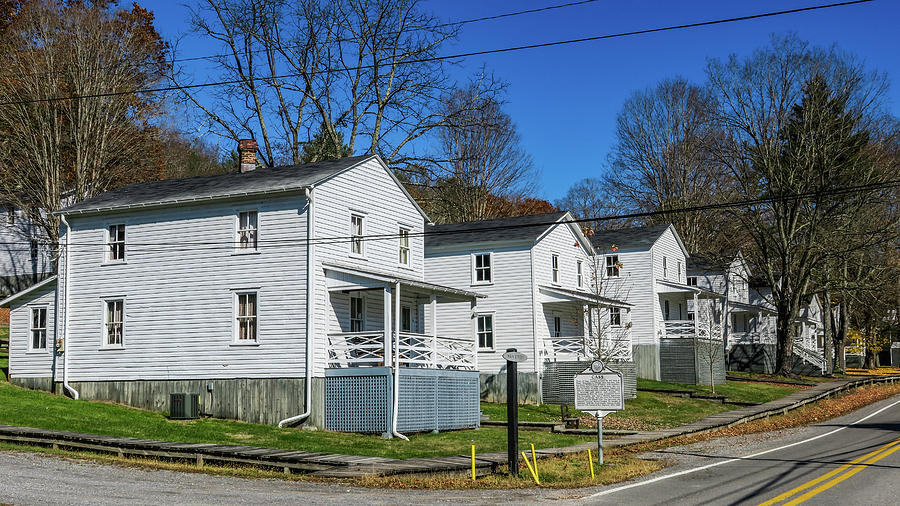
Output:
[530,443,540,484]
[588,449,595,480]
[471,445,476,481]
[521,452,539,484]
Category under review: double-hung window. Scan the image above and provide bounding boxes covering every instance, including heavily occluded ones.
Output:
[237,211,258,251]
[236,293,257,342]
[663,256,668,279]
[551,254,560,284]
[473,253,492,284]
[349,294,365,332]
[477,314,493,350]
[687,276,698,287]
[576,260,584,288]
[107,224,125,261]
[553,316,561,337]
[350,214,365,256]
[677,261,682,281]
[30,307,47,350]
[398,227,410,266]
[401,306,412,333]
[610,307,622,327]
[606,255,620,277]
[105,299,124,346]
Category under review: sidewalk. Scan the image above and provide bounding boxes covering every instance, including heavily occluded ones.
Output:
[0,376,896,479]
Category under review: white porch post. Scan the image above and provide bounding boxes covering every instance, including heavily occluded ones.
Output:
[693,292,700,338]
[430,294,438,369]
[383,286,392,366]
[471,298,478,371]
[582,303,589,357]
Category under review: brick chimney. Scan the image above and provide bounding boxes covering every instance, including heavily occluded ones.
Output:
[238,139,258,173]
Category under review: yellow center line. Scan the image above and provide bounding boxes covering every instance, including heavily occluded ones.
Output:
[783,443,900,506]
[757,436,900,506]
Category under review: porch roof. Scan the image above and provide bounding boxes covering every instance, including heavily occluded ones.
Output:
[729,300,777,315]
[656,279,723,299]
[538,285,631,308]
[0,276,57,308]
[322,262,485,301]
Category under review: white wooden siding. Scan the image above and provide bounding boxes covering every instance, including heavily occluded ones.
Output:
[8,282,59,379]
[59,195,310,382]
[598,249,654,346]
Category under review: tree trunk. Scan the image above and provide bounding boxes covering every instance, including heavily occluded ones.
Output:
[822,292,834,376]
[774,299,796,376]
[864,346,878,369]
[834,298,848,373]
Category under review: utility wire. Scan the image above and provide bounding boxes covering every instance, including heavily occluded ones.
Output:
[0,0,873,107]
[4,178,897,252]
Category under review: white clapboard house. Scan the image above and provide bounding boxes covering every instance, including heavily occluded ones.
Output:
[589,224,726,385]
[1,146,483,435]
[424,212,634,403]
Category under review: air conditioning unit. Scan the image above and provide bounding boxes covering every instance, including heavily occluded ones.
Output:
[169,393,200,420]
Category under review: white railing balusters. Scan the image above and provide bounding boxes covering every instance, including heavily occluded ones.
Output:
[326,331,476,370]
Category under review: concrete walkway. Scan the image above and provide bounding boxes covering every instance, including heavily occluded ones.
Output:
[0,376,896,479]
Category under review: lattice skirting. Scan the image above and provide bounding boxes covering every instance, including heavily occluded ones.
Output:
[324,368,480,434]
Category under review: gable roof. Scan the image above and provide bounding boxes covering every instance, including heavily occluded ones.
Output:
[590,224,688,256]
[424,212,569,249]
[0,275,56,308]
[58,155,429,221]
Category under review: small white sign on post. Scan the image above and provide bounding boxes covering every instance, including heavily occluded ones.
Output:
[573,361,625,466]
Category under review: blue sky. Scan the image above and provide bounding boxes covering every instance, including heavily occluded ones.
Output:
[145,0,898,202]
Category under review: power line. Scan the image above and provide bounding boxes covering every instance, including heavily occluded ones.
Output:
[6,177,897,252]
[0,0,872,107]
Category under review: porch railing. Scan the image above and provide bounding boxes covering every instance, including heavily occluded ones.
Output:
[542,332,632,362]
[793,341,826,374]
[660,320,722,340]
[326,331,477,371]
[731,331,765,344]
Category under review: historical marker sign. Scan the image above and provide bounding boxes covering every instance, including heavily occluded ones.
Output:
[574,367,624,412]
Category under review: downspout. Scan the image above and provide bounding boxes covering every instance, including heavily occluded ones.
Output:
[279,187,315,428]
[59,215,78,399]
[391,281,409,440]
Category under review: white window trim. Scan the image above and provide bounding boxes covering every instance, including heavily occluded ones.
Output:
[400,305,412,333]
[103,223,127,264]
[27,304,49,353]
[233,290,260,345]
[610,307,622,328]
[471,251,493,286]
[234,209,260,254]
[687,276,698,287]
[476,312,495,351]
[576,260,584,289]
[551,253,560,285]
[398,225,411,268]
[349,211,367,259]
[349,293,366,332]
[606,255,620,278]
[677,261,682,282]
[663,256,668,279]
[100,297,126,349]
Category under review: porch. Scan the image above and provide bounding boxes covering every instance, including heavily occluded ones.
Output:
[537,285,632,363]
[656,279,724,340]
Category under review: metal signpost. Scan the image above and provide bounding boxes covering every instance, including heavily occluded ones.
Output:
[574,360,624,465]
[502,348,527,475]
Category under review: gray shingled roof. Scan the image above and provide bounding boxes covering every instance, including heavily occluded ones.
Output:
[60,155,376,215]
[589,224,671,252]
[425,212,568,248]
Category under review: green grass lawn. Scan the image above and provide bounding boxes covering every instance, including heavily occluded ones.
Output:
[637,378,804,404]
[0,381,591,459]
[0,352,7,382]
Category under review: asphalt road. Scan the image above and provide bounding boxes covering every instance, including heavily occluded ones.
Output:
[583,393,900,505]
[1,394,899,505]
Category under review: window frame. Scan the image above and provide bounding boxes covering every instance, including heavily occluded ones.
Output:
[476,313,495,351]
[677,260,682,281]
[610,307,622,328]
[606,255,620,278]
[105,223,126,263]
[400,305,412,333]
[102,298,125,349]
[234,291,259,343]
[235,209,259,253]
[398,226,411,267]
[576,260,583,289]
[471,252,493,286]
[349,212,366,258]
[28,305,48,352]
[349,293,366,332]
[687,276,698,287]
[552,316,561,337]
[551,253,560,285]
[662,256,668,279]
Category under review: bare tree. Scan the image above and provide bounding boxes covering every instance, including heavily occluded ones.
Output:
[586,243,634,364]
[604,77,729,253]
[174,0,486,169]
[696,302,724,392]
[555,178,627,233]
[417,84,539,223]
[0,0,169,256]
